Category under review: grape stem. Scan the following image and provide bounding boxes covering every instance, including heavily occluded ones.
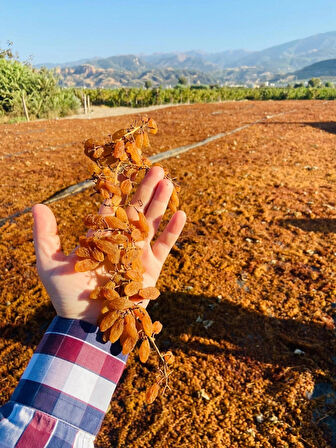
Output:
[148,336,170,390]
[114,161,122,184]
[123,125,142,138]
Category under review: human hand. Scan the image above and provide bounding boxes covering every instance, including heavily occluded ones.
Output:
[33,166,186,325]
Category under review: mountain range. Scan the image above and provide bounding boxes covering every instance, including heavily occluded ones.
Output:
[40,31,336,88]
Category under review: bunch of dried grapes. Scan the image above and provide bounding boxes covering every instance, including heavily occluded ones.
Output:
[75,117,179,403]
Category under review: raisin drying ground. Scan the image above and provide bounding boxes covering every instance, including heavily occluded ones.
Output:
[1,101,336,447]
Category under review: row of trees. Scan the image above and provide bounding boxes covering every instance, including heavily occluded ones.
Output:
[293,78,334,88]
[79,85,336,108]
[142,76,335,91]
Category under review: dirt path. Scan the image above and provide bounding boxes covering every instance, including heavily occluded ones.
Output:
[64,104,184,120]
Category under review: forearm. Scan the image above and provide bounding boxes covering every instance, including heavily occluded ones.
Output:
[0,316,127,447]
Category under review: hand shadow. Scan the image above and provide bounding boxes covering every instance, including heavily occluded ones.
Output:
[147,291,336,447]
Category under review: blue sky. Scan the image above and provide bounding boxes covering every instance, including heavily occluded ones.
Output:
[1,0,336,64]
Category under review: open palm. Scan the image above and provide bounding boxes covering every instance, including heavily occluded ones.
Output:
[33,166,186,325]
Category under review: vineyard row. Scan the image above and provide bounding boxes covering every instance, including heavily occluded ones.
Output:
[80,86,336,108]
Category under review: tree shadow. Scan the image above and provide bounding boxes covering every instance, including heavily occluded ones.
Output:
[304,122,336,135]
[264,121,336,135]
[278,218,336,234]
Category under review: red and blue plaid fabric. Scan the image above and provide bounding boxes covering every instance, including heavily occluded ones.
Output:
[0,317,127,447]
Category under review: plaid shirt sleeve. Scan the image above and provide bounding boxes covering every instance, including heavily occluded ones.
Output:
[0,316,128,448]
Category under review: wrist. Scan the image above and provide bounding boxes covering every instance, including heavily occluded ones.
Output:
[52,297,102,326]
[56,311,99,326]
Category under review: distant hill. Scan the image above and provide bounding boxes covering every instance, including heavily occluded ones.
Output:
[55,65,228,88]
[235,31,336,72]
[55,64,271,88]
[40,31,336,87]
[271,59,336,84]
[293,59,336,79]
[141,50,253,71]
[83,55,148,71]
[148,32,336,73]
[39,50,253,72]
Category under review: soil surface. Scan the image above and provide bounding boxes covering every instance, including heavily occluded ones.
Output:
[1,101,336,447]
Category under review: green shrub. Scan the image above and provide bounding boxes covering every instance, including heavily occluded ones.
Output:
[0,58,80,119]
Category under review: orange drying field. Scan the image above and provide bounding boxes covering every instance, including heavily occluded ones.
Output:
[1,101,336,447]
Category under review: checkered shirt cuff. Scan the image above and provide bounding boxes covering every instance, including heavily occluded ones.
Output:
[9,317,127,436]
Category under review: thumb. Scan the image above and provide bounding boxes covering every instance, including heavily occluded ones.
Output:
[32,204,66,270]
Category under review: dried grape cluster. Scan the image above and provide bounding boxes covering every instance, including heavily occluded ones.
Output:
[76,117,179,403]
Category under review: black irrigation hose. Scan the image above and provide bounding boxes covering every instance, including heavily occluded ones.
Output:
[0,110,294,228]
